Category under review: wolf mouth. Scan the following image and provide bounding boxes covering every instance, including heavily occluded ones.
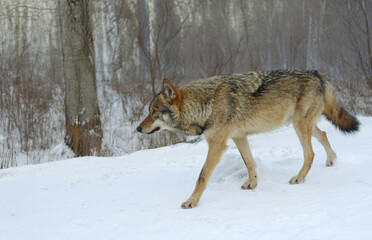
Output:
[148,127,160,134]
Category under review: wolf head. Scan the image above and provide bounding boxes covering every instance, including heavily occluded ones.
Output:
[136,78,182,134]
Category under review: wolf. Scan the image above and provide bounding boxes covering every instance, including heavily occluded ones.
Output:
[136,69,359,209]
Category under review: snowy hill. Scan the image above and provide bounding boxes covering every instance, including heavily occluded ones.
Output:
[1,117,372,240]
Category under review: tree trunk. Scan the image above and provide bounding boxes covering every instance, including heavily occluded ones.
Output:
[58,0,102,156]
[136,0,150,80]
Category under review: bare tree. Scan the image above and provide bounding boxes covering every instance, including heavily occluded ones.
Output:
[58,0,102,156]
[342,0,372,84]
[137,0,188,96]
[322,0,372,83]
[357,0,372,87]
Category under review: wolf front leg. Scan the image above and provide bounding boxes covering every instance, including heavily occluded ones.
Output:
[181,137,227,209]
[232,137,257,189]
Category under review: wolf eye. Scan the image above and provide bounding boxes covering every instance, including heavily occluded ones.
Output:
[151,109,157,114]
[160,109,171,115]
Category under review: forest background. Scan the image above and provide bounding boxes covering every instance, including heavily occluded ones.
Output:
[0,0,371,168]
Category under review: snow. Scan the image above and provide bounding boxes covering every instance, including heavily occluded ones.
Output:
[1,117,372,240]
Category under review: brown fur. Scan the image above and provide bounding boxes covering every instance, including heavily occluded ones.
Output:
[137,69,359,208]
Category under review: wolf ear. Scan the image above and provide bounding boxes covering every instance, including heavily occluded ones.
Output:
[163,78,178,101]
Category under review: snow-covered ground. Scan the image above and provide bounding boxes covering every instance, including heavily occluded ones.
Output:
[1,117,372,240]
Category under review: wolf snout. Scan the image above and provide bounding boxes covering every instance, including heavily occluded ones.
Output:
[136,126,142,133]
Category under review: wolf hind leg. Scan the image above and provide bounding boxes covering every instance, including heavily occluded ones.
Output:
[232,137,257,190]
[290,120,315,184]
[312,125,337,166]
[290,92,324,184]
[181,134,228,209]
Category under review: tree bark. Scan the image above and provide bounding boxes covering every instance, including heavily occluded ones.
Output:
[58,0,102,156]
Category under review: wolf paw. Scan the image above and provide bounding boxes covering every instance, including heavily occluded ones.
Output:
[241,178,257,190]
[181,198,198,209]
[289,175,305,184]
[326,154,337,167]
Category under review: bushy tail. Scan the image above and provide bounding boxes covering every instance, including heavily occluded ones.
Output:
[322,80,360,133]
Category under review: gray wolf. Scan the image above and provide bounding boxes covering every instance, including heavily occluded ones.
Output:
[136,69,359,209]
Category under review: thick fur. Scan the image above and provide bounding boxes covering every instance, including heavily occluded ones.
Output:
[137,69,359,209]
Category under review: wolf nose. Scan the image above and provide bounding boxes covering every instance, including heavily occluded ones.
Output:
[136,126,142,132]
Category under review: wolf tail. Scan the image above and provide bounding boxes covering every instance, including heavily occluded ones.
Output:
[321,74,360,133]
